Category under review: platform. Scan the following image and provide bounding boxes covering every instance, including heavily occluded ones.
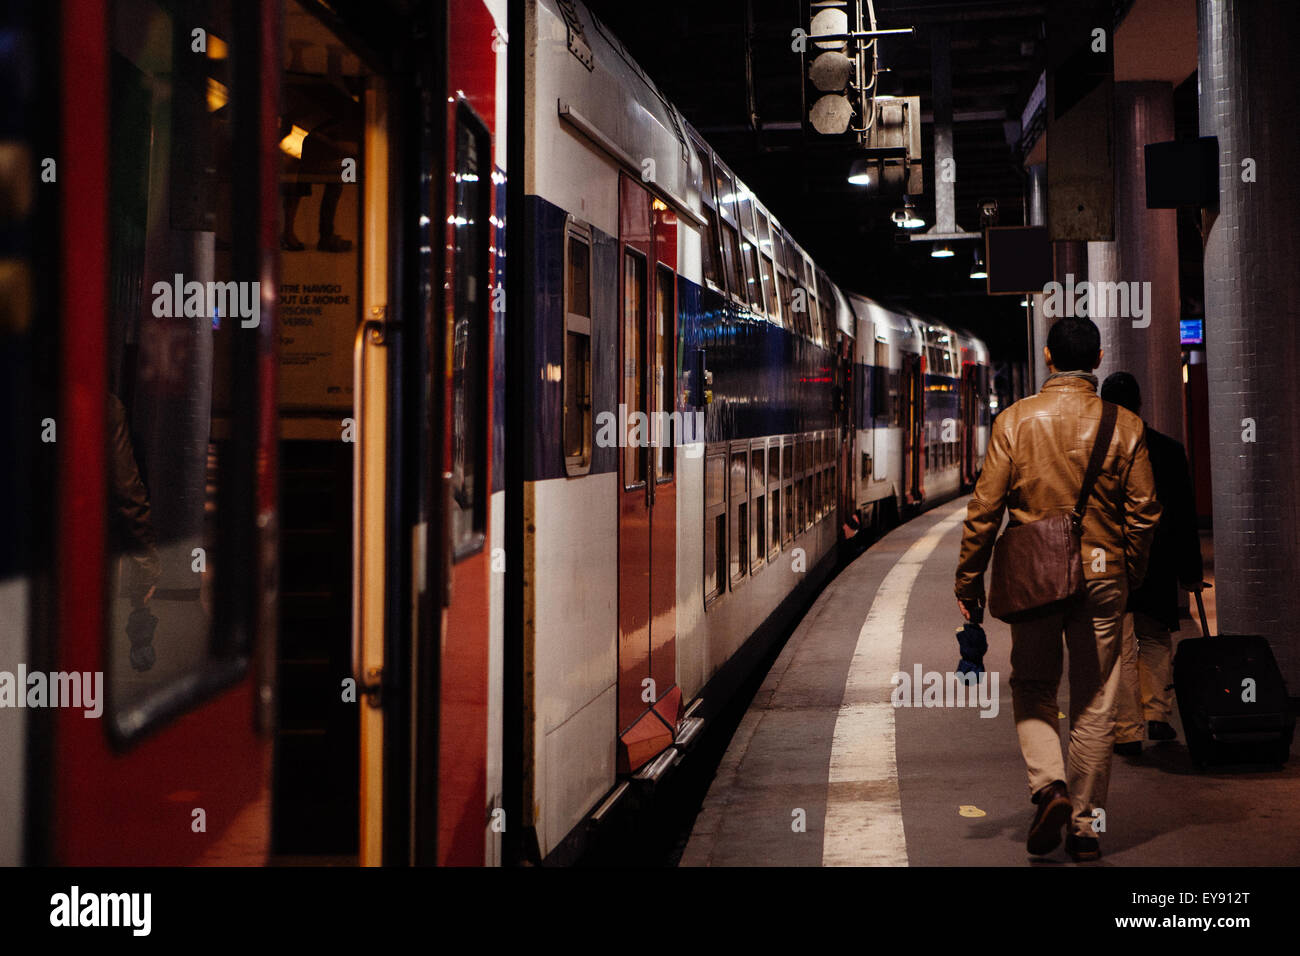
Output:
[681,499,1300,866]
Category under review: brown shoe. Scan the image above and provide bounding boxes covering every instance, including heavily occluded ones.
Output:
[1066,832,1102,862]
[1027,780,1072,856]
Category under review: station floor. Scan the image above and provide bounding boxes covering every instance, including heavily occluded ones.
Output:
[681,500,1300,867]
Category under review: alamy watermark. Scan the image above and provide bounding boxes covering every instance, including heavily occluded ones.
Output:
[594,404,704,458]
[152,273,261,328]
[891,664,1000,718]
[1040,272,1151,328]
[0,665,103,718]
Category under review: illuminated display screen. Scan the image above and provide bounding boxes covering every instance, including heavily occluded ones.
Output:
[1180,318,1204,345]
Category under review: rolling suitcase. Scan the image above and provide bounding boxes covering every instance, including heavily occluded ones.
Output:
[1173,587,1295,767]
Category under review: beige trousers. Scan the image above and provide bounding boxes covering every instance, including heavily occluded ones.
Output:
[1116,611,1175,742]
[1009,577,1127,838]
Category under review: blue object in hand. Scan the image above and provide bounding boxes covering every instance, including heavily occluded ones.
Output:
[955,622,987,679]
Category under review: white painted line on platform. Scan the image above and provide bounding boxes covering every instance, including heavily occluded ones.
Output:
[821,503,967,866]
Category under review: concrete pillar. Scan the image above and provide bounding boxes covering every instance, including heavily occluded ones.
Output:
[1026,164,1050,391]
[1199,0,1300,687]
[1052,237,1088,381]
[1086,82,1184,444]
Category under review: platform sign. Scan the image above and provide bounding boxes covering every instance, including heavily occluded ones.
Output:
[1180,318,1204,345]
[984,225,1052,296]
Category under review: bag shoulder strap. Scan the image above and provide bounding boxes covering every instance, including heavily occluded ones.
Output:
[1072,401,1118,531]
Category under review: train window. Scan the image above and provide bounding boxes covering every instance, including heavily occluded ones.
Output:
[694,144,724,292]
[728,447,749,586]
[815,433,824,520]
[622,249,648,488]
[714,166,732,221]
[793,436,804,531]
[757,212,780,322]
[101,0,250,736]
[779,273,795,332]
[750,443,766,572]
[704,449,726,605]
[451,106,492,557]
[768,440,782,558]
[735,190,763,314]
[872,341,889,421]
[653,265,674,481]
[739,233,764,314]
[699,204,723,292]
[802,258,820,342]
[782,436,795,545]
[889,369,903,426]
[803,436,814,531]
[564,225,593,475]
[817,273,836,345]
[720,222,744,304]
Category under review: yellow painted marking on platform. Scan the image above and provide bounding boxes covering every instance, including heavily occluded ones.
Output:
[958,805,986,818]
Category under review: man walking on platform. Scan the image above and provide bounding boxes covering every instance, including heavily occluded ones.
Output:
[954,318,1161,861]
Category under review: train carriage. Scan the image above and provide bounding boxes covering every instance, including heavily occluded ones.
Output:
[2,0,992,867]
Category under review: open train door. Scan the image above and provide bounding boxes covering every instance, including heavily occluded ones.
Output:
[900,351,924,506]
[835,336,855,528]
[616,175,681,774]
[38,0,277,866]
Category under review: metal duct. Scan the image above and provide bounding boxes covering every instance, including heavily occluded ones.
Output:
[1199,0,1300,688]
[1027,163,1049,390]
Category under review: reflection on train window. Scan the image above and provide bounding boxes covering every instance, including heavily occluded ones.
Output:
[728,447,748,585]
[750,444,765,571]
[713,168,744,302]
[654,265,674,482]
[735,190,763,313]
[622,249,647,488]
[757,212,779,321]
[768,440,782,558]
[802,436,814,531]
[103,0,268,733]
[740,235,763,314]
[564,226,592,475]
[451,105,491,556]
[719,220,742,304]
[783,436,794,545]
[704,450,726,605]
[699,204,722,291]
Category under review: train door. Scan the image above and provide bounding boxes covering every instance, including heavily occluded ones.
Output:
[273,0,376,864]
[960,363,978,487]
[901,351,924,505]
[835,337,854,525]
[617,175,681,773]
[42,0,277,865]
[429,95,496,865]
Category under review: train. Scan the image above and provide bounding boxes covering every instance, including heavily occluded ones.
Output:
[0,0,990,866]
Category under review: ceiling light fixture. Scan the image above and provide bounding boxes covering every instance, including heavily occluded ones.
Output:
[891,196,925,229]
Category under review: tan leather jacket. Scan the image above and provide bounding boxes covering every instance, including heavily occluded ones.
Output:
[955,372,1161,602]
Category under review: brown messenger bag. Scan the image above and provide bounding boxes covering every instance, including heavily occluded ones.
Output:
[987,401,1118,622]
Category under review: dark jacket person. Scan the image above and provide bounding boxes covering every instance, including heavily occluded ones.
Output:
[1101,372,1203,749]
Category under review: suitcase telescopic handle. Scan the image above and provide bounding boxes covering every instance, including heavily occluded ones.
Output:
[1185,582,1213,637]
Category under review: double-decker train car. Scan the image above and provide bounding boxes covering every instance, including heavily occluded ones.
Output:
[847,295,991,534]
[510,0,993,863]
